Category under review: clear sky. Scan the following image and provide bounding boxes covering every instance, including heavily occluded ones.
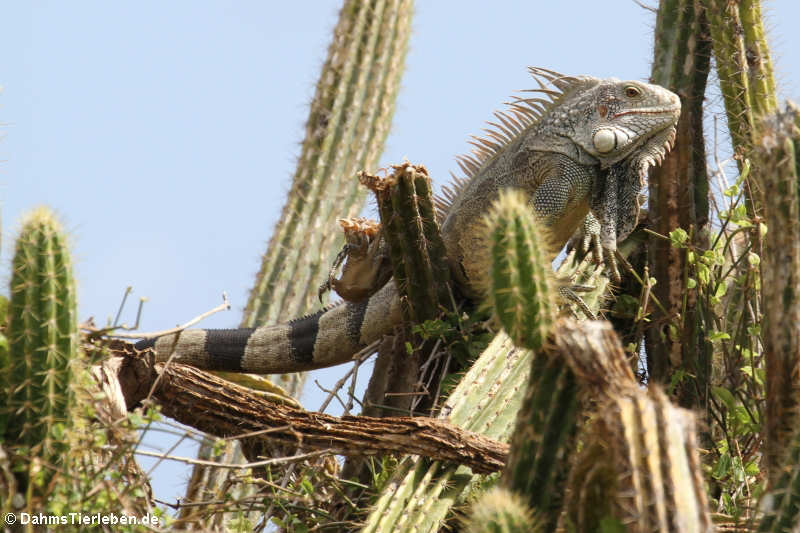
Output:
[2,0,799,512]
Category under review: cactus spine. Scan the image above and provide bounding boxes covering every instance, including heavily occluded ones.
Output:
[2,207,78,484]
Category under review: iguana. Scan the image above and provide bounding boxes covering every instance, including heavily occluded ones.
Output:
[136,68,680,373]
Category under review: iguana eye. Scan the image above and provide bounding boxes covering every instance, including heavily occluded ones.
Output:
[624,86,641,98]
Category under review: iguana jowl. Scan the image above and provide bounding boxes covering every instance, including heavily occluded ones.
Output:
[136,68,680,373]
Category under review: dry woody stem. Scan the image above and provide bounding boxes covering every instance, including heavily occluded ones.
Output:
[111,352,508,475]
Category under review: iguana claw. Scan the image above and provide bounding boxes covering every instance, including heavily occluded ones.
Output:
[568,213,621,283]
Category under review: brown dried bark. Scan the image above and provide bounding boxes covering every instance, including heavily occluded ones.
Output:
[109,352,507,475]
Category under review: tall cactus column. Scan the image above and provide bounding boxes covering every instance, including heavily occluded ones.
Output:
[645,0,712,408]
[2,207,78,490]
[753,106,800,483]
[242,0,412,356]
[178,1,413,526]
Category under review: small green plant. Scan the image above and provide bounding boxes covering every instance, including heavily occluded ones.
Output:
[666,162,766,519]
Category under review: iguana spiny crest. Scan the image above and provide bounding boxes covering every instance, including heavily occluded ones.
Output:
[438,67,680,292]
[137,67,680,374]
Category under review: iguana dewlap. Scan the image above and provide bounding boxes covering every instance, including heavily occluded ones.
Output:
[136,68,680,373]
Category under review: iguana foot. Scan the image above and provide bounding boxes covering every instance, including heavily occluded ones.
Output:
[568,213,622,283]
[319,217,392,303]
[554,249,609,319]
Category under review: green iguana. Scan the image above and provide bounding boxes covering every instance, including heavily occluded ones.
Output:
[136,68,680,373]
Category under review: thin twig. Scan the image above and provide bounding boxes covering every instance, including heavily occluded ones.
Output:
[113,286,133,327]
[111,292,231,339]
[134,448,332,470]
[318,341,378,413]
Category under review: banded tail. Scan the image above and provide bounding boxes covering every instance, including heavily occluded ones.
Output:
[135,282,402,374]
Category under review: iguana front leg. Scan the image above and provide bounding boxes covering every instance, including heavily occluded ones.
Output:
[525,154,595,249]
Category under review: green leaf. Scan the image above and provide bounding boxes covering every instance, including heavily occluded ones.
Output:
[669,228,689,247]
[712,386,736,411]
[708,331,731,342]
[713,452,731,480]
[723,183,739,197]
[714,282,728,299]
[697,263,710,285]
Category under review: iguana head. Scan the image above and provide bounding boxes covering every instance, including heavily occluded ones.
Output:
[530,72,681,171]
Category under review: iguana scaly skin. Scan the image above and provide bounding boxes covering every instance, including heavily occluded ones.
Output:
[136,68,680,373]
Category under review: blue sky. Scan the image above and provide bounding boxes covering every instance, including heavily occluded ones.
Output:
[2,0,799,511]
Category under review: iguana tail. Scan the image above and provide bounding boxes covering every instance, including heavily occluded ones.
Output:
[135,282,401,374]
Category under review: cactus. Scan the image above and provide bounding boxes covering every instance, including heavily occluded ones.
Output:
[362,333,533,532]
[502,351,577,531]
[363,192,566,532]
[179,1,412,523]
[480,189,557,350]
[350,163,452,423]
[758,426,800,532]
[362,163,452,323]
[703,0,777,155]
[550,321,711,531]
[476,190,576,529]
[2,207,78,486]
[645,0,713,404]
[564,386,713,532]
[465,488,539,533]
[752,105,800,483]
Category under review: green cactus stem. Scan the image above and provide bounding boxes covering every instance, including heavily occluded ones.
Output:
[465,487,539,533]
[752,105,800,483]
[363,191,563,532]
[180,1,412,522]
[3,207,78,484]
[480,189,557,350]
[362,333,533,533]
[360,163,451,323]
[646,0,713,404]
[502,347,578,531]
[564,386,713,532]
[703,0,777,155]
